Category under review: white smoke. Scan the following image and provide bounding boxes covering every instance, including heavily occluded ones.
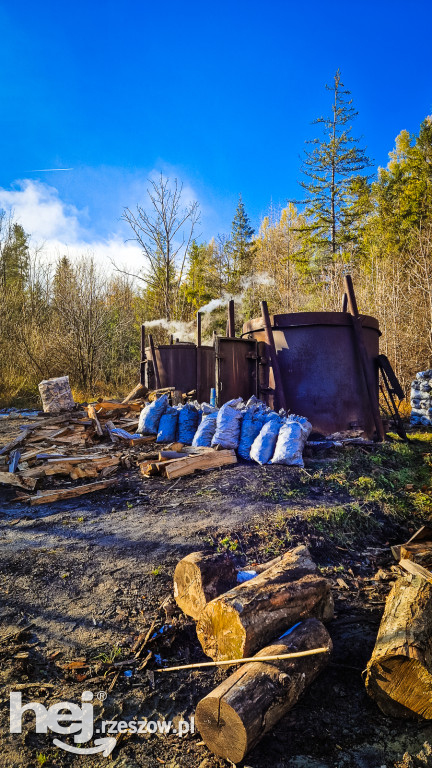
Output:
[144,318,195,342]
[198,272,275,314]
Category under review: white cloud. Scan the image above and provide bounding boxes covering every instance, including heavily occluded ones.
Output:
[0,172,229,278]
[0,178,145,274]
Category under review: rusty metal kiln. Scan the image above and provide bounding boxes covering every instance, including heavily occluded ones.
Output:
[140,280,400,439]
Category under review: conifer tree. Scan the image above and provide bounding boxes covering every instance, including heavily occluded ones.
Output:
[299,69,371,262]
[226,195,255,290]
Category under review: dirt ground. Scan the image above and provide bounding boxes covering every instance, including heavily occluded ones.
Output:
[1,414,432,768]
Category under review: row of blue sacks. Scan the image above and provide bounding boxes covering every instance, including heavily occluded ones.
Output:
[137,394,312,467]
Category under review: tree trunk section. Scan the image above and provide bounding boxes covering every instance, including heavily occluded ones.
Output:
[195,618,331,763]
[196,545,333,660]
[365,574,432,718]
[174,552,237,620]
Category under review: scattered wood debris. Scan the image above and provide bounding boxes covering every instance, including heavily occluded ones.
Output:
[140,448,237,479]
[0,397,150,503]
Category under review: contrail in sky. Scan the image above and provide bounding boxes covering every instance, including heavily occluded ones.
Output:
[28,168,74,172]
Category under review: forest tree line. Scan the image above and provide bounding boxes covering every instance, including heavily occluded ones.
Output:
[1,72,432,405]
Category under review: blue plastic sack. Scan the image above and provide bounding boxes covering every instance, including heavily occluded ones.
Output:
[238,404,268,460]
[250,413,281,465]
[156,406,179,443]
[177,403,199,444]
[211,398,244,450]
[138,394,168,435]
[192,410,218,447]
[271,415,312,467]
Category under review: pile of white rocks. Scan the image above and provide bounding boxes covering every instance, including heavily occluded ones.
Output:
[410,369,432,426]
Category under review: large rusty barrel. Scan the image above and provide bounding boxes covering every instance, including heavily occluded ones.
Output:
[242,312,380,437]
[145,343,215,402]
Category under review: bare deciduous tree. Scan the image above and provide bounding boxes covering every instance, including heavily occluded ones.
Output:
[121,174,200,320]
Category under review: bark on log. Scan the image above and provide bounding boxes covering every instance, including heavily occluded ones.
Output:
[195,618,332,763]
[174,552,237,620]
[122,383,148,403]
[365,574,432,718]
[196,545,333,660]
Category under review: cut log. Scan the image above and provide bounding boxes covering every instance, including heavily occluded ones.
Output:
[29,478,117,505]
[122,383,148,403]
[163,449,237,479]
[365,574,432,718]
[196,545,333,661]
[195,618,332,763]
[174,552,237,619]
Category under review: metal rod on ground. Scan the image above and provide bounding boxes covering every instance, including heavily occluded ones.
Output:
[342,293,348,312]
[140,324,146,385]
[196,312,202,401]
[343,274,385,441]
[228,299,235,338]
[260,300,287,412]
[157,647,330,672]
[148,334,161,390]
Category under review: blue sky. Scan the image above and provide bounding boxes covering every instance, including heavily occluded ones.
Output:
[0,0,431,265]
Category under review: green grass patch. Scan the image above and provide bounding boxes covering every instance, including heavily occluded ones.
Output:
[306,503,381,545]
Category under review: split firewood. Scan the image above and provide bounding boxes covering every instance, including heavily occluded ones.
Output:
[105,420,119,443]
[122,383,148,403]
[0,431,31,456]
[126,436,155,447]
[163,449,237,479]
[166,442,184,452]
[96,401,142,413]
[0,471,37,491]
[365,573,432,718]
[196,545,333,661]
[158,450,186,460]
[195,618,332,763]
[69,465,99,480]
[44,456,120,478]
[392,526,432,568]
[87,404,103,436]
[174,552,237,620]
[29,478,117,505]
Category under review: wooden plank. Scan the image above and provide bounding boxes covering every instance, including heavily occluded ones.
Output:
[0,431,31,456]
[0,471,37,491]
[87,404,103,436]
[45,456,120,478]
[164,450,237,479]
[46,454,109,464]
[94,401,142,413]
[29,478,117,506]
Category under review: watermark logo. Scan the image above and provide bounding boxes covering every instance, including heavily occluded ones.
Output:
[9,690,194,756]
[10,690,115,756]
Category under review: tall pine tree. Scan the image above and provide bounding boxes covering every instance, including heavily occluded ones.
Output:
[299,69,371,264]
[226,195,255,291]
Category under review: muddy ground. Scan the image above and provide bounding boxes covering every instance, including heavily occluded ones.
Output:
[1,415,432,768]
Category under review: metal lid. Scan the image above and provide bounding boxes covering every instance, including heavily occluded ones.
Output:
[242,311,380,335]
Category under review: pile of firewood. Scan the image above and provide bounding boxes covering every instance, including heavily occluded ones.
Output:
[172,546,333,762]
[365,525,432,719]
[0,399,150,504]
[0,392,241,504]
